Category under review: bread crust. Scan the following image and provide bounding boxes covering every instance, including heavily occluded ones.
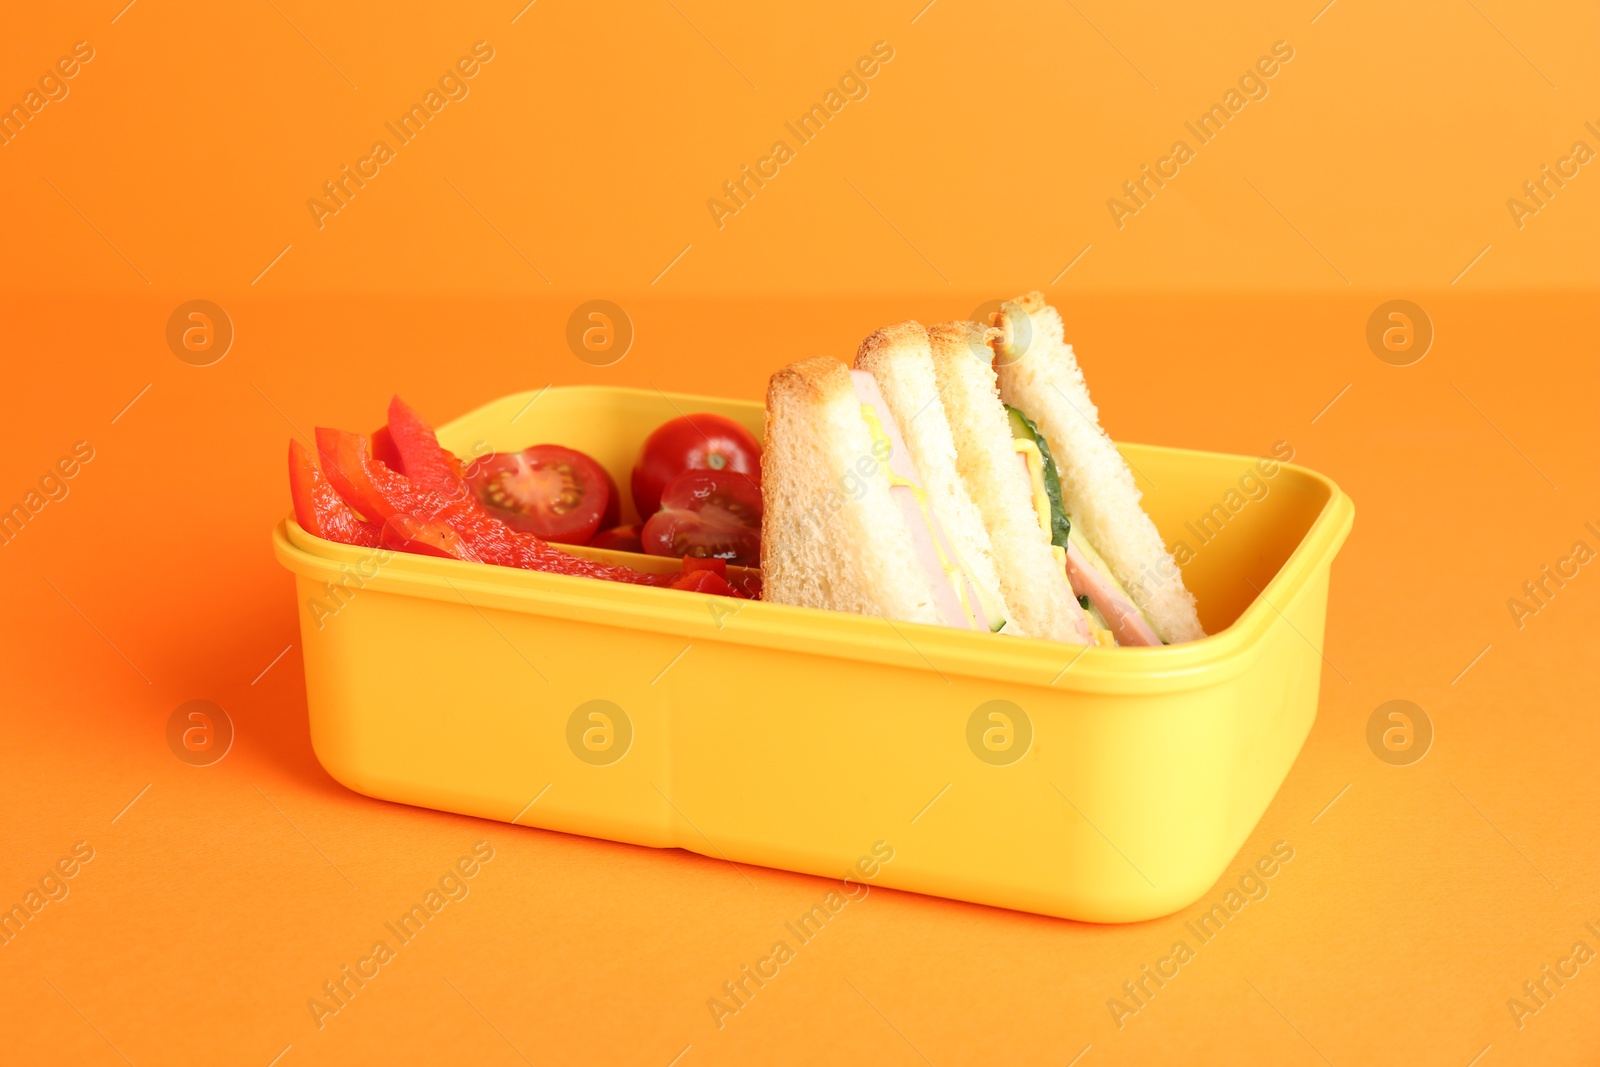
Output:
[765,354,853,408]
[855,319,930,368]
[761,356,941,625]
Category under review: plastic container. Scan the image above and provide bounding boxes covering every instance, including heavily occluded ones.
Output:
[272,386,1353,923]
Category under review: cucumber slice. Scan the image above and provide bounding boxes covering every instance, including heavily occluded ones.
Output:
[1005,405,1071,550]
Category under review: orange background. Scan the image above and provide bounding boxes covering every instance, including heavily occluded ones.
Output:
[2,1,1597,1065]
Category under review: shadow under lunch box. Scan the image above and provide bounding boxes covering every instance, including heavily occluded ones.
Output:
[272,386,1354,923]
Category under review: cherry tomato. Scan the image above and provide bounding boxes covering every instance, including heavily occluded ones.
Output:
[464,444,611,544]
[589,525,644,553]
[640,469,762,566]
[631,414,760,520]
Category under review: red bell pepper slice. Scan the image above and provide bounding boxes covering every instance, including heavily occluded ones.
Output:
[315,426,677,586]
[370,425,404,472]
[287,439,381,547]
[675,555,758,598]
[315,426,435,523]
[385,395,468,500]
[380,514,482,561]
[669,568,737,596]
[725,569,762,600]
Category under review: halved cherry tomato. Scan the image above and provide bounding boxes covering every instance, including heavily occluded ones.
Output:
[590,525,644,553]
[631,414,760,520]
[465,445,611,544]
[640,469,762,566]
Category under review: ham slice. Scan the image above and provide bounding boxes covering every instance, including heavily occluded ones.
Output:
[1063,541,1163,647]
[1013,450,1156,646]
[850,371,989,632]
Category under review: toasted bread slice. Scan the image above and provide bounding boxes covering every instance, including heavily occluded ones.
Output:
[855,321,1020,635]
[760,356,943,625]
[925,321,1091,644]
[993,292,1205,644]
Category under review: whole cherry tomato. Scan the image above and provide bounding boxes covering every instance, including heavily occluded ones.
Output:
[631,414,760,520]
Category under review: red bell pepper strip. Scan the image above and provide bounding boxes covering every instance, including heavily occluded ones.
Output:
[315,426,679,586]
[380,514,482,561]
[385,395,468,500]
[370,425,404,472]
[673,556,745,596]
[315,426,426,523]
[669,568,738,596]
[725,569,762,601]
[287,440,381,547]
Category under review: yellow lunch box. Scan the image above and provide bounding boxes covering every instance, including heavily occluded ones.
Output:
[272,386,1353,923]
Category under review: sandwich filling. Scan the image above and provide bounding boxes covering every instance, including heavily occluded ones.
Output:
[1006,406,1162,647]
[850,371,1007,633]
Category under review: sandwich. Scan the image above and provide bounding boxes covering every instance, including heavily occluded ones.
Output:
[760,354,1019,635]
[758,300,1205,648]
[990,291,1206,645]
